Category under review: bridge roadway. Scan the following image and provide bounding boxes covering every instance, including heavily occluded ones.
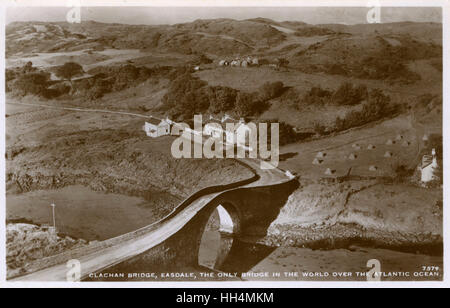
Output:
[11,159,291,281]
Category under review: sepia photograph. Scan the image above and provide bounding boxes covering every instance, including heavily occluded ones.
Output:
[0,0,447,288]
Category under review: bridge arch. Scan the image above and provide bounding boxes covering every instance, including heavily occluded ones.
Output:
[197,201,241,271]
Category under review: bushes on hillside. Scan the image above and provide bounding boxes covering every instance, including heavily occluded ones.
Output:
[331,82,368,106]
[293,83,366,109]
[162,73,210,120]
[259,81,285,101]
[235,92,263,117]
[11,72,51,97]
[54,62,84,83]
[259,119,298,146]
[207,86,238,113]
[301,86,332,106]
[357,56,421,83]
[334,88,391,132]
[162,71,273,120]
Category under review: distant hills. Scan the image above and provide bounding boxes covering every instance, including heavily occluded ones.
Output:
[6,18,442,66]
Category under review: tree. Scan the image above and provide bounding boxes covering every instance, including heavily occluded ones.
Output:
[332,82,368,106]
[208,86,237,113]
[235,92,259,117]
[260,81,284,101]
[55,62,84,84]
[13,72,50,97]
[276,58,289,68]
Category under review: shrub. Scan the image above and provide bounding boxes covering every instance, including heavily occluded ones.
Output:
[332,82,368,106]
[259,81,284,101]
[313,121,327,135]
[301,86,332,107]
[234,92,269,117]
[208,86,237,113]
[162,73,209,120]
[54,62,84,82]
[235,92,259,117]
[260,119,298,146]
[334,89,391,131]
[12,72,51,97]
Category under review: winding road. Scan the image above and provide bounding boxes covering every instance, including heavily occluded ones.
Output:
[7,101,292,281]
[11,158,290,281]
[7,116,290,282]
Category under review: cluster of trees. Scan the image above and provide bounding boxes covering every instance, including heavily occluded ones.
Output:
[297,82,368,108]
[334,88,392,132]
[6,61,178,101]
[331,82,368,106]
[7,62,85,99]
[162,73,284,120]
[6,62,53,98]
[355,56,421,82]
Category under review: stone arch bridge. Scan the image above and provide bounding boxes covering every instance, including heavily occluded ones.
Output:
[11,159,298,281]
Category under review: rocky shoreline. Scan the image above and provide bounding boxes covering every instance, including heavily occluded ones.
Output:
[262,223,443,256]
[6,223,89,278]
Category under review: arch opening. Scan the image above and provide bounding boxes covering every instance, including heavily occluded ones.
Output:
[197,203,239,270]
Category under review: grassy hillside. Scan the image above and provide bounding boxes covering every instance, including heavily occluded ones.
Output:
[5,101,254,205]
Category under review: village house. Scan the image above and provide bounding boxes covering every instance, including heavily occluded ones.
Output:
[220,56,258,68]
[420,148,439,183]
[143,117,171,138]
[203,114,249,147]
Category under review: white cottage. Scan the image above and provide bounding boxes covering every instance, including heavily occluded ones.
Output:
[421,148,438,182]
[143,117,171,138]
[203,115,248,146]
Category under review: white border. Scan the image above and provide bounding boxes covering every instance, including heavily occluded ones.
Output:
[0,0,448,288]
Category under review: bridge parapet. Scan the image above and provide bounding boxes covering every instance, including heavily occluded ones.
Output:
[10,159,297,281]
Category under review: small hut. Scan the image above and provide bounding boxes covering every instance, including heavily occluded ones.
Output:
[231,60,240,67]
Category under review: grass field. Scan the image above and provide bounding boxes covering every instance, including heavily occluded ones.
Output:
[279,115,424,179]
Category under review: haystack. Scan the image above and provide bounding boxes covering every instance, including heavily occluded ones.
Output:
[402,140,410,147]
[369,165,378,171]
[312,158,323,165]
[324,168,334,175]
[396,134,403,140]
[352,143,361,150]
[367,144,375,150]
[348,153,357,160]
[386,139,394,145]
[384,151,392,158]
